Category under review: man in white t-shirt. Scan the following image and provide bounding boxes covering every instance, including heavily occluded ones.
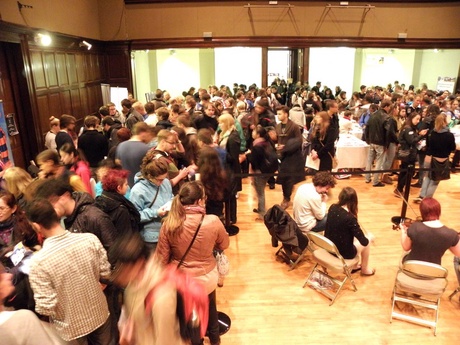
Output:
[293,171,337,235]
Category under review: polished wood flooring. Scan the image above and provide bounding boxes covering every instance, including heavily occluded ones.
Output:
[215,171,460,344]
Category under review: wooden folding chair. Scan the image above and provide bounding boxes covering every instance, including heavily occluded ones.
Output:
[390,260,448,335]
[302,232,359,306]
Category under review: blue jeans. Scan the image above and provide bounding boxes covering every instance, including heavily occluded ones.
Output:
[365,144,385,185]
[253,173,269,217]
[419,174,439,198]
[383,142,397,170]
[310,215,328,232]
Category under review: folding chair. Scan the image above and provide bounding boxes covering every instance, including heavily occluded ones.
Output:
[390,260,448,335]
[274,240,309,271]
[302,232,359,306]
[265,204,309,270]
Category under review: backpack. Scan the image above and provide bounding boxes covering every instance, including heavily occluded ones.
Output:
[145,265,209,342]
[260,143,279,174]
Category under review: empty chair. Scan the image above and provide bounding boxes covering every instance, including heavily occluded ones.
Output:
[303,232,359,305]
[390,260,448,335]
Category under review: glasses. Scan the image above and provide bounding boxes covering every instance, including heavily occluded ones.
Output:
[165,141,177,145]
[0,206,11,212]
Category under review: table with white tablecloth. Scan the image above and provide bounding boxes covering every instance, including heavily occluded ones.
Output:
[450,126,460,150]
[335,134,370,169]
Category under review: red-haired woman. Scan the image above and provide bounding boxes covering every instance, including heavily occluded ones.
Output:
[401,197,460,264]
[95,169,140,236]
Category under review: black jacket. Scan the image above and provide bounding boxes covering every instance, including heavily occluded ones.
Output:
[398,125,424,163]
[365,109,388,146]
[264,205,300,248]
[95,191,141,236]
[64,192,116,251]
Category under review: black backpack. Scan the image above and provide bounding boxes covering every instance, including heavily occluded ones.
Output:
[260,144,279,174]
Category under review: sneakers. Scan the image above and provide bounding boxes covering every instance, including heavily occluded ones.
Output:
[411,182,422,188]
[413,197,423,204]
[373,182,385,187]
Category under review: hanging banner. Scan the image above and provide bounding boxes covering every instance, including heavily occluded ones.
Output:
[0,101,14,166]
[436,76,456,93]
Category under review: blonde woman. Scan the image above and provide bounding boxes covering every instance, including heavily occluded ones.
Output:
[44,116,60,152]
[218,113,242,225]
[2,167,33,209]
[156,181,229,345]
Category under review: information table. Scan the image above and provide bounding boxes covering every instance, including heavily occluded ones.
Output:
[335,134,370,169]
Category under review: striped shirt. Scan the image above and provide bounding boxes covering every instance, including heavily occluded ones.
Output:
[29,231,111,341]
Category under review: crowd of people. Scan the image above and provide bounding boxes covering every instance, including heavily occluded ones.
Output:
[0,78,459,344]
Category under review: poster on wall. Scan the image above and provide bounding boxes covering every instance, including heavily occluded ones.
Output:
[436,76,456,93]
[5,113,19,136]
[0,101,15,166]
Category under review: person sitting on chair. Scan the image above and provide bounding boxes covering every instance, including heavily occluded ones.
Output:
[400,197,460,265]
[325,187,375,276]
[292,171,336,235]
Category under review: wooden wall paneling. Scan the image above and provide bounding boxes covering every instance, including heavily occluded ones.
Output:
[48,93,63,118]
[44,52,58,88]
[76,53,87,83]
[70,88,82,119]
[59,90,72,115]
[36,94,51,149]
[56,53,69,86]
[67,53,78,85]
[86,54,99,82]
[79,87,89,116]
[30,51,46,89]
[103,42,133,91]
[87,84,102,114]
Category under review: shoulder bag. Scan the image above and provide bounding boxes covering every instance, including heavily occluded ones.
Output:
[177,214,205,268]
[430,157,450,182]
[176,214,205,343]
[320,139,338,169]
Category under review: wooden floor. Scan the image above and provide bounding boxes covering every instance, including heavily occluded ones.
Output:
[215,171,460,344]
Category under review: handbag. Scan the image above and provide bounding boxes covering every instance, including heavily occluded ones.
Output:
[430,157,450,182]
[328,152,338,169]
[320,139,338,169]
[396,147,411,161]
[216,252,230,276]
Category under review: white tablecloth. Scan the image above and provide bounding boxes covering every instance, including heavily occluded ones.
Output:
[336,134,370,169]
[450,126,460,150]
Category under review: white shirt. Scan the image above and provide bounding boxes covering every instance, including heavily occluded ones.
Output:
[293,183,327,234]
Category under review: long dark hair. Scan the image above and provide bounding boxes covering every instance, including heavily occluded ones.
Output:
[404,112,420,129]
[197,147,227,202]
[336,187,358,218]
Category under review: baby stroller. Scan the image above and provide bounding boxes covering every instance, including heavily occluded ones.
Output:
[264,204,309,270]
